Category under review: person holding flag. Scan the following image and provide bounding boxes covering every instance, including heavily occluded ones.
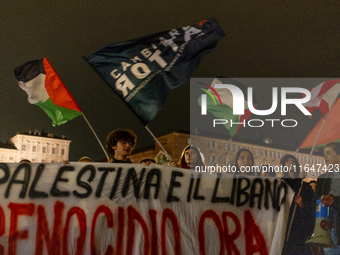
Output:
[316,142,340,252]
[297,80,340,253]
[280,154,315,255]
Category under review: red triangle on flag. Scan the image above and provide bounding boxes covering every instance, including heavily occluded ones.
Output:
[299,98,340,148]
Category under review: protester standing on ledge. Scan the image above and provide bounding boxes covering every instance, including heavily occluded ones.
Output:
[280,154,315,255]
[105,129,136,163]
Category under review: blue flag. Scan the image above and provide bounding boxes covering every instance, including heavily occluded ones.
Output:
[85,18,225,125]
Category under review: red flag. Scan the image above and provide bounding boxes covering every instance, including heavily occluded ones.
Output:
[299,98,340,148]
[302,79,340,117]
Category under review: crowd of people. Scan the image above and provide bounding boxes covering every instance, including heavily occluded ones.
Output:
[100,128,340,255]
[19,128,340,254]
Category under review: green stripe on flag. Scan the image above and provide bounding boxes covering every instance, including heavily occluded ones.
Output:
[198,95,240,137]
[198,88,217,105]
[36,98,82,126]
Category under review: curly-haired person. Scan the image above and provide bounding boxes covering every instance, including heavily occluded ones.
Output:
[105,129,137,163]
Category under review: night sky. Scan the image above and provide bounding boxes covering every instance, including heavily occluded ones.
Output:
[1,1,339,161]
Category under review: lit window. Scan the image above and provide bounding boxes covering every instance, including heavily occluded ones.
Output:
[225,158,230,165]
[210,141,217,149]
[210,156,216,164]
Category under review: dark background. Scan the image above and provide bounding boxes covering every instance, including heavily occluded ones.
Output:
[1,1,339,161]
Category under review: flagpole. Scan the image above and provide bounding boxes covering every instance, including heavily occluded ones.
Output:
[212,138,232,166]
[145,125,172,161]
[81,113,109,160]
[307,110,330,161]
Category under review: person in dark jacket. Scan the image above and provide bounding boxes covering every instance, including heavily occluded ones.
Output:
[316,142,340,250]
[280,154,315,255]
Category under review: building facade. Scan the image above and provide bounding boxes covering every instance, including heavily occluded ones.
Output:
[0,130,71,163]
[0,144,17,163]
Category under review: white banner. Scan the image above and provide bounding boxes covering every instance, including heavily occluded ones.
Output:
[0,162,293,255]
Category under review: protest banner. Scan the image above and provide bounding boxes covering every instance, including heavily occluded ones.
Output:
[0,162,293,254]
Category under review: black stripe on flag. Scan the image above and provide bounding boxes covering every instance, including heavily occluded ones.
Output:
[14,58,45,82]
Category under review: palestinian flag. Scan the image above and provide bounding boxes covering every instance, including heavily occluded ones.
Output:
[302,79,340,117]
[14,58,82,126]
[198,78,254,137]
[299,98,340,148]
